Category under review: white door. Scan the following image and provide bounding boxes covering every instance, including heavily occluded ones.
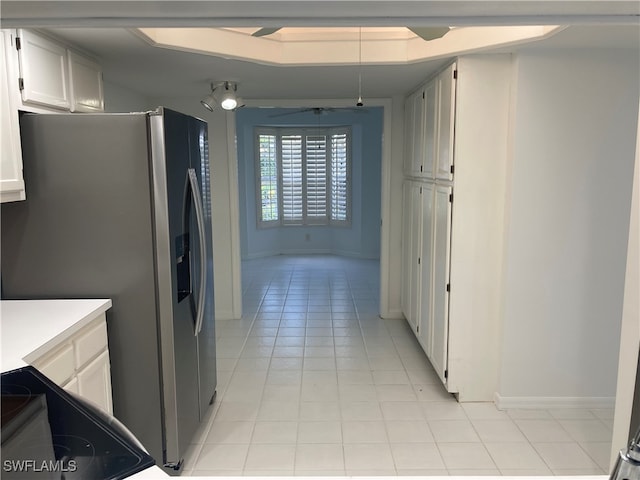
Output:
[431,184,453,383]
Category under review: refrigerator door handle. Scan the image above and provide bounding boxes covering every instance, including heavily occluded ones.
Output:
[187,168,207,336]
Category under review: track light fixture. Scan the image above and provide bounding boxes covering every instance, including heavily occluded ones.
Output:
[200,81,241,112]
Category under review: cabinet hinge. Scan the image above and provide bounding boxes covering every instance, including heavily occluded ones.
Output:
[453,69,457,80]
[446,283,450,292]
[449,193,453,203]
[444,369,449,379]
[18,78,24,91]
[416,325,419,333]
[419,186,423,194]
[450,165,455,175]
[15,37,21,51]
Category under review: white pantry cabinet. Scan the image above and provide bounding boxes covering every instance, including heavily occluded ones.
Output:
[401,55,512,401]
[31,312,113,414]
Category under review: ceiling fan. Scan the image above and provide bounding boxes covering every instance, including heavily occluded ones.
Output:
[252,26,451,41]
[268,107,369,118]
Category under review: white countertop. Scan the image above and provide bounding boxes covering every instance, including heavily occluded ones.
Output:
[0,299,112,372]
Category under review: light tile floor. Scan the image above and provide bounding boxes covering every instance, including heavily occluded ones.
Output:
[182,255,614,476]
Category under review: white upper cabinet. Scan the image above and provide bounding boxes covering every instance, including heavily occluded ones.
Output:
[68,50,104,112]
[17,29,70,110]
[1,29,105,202]
[1,31,25,203]
[12,29,104,113]
[403,62,457,181]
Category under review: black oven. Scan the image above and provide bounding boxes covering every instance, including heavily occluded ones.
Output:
[1,366,155,479]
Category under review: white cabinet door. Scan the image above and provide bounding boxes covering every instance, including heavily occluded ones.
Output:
[68,50,104,112]
[417,183,434,350]
[402,181,423,332]
[17,29,69,110]
[411,89,425,176]
[401,181,413,322]
[430,184,453,383]
[423,79,438,180]
[77,349,113,414]
[403,95,415,175]
[435,63,457,181]
[0,31,25,202]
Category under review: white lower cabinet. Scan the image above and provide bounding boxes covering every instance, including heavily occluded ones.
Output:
[403,180,452,385]
[77,350,113,413]
[31,313,113,414]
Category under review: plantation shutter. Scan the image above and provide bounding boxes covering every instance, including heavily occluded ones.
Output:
[305,135,328,224]
[257,132,279,225]
[281,134,303,223]
[330,131,349,223]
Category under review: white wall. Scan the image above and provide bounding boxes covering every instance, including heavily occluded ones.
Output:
[497,48,639,406]
[103,80,153,113]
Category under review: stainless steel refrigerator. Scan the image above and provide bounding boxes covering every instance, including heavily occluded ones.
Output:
[1,107,217,475]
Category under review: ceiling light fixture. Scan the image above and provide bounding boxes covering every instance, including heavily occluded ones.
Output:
[200,81,240,112]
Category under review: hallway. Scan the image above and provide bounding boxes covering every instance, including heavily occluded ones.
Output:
[182,255,612,476]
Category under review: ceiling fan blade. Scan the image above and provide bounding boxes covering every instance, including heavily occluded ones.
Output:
[407,26,450,41]
[252,27,282,37]
[268,108,315,118]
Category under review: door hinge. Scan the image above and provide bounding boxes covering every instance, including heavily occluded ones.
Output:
[420,165,423,172]
[453,69,457,80]
[450,165,455,175]
[444,369,449,379]
[18,78,24,91]
[418,257,421,265]
[416,325,419,333]
[419,186,423,194]
[449,193,453,203]
[446,283,450,292]
[422,91,425,99]
[15,37,21,51]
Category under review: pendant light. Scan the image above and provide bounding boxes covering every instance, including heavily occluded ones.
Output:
[356,27,364,107]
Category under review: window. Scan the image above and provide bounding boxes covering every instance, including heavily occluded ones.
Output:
[256,127,351,227]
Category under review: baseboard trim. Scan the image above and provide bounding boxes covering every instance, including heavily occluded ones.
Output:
[494,392,616,410]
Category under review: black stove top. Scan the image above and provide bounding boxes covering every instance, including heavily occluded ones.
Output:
[1,366,155,479]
